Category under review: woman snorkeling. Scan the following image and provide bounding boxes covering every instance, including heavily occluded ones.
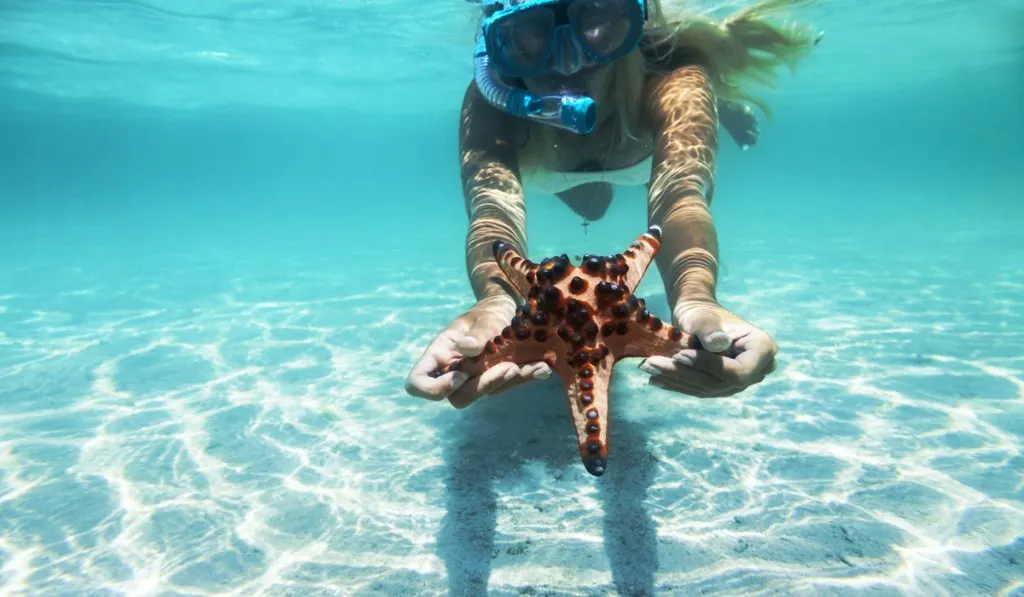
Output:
[406,0,822,406]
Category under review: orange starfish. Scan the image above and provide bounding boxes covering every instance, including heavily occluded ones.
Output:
[430,226,695,476]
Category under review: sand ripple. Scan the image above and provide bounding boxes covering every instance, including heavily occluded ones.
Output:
[0,236,1021,596]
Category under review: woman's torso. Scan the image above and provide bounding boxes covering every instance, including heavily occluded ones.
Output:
[519,117,656,195]
[539,118,654,172]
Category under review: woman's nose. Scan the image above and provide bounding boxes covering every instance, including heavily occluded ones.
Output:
[550,27,585,75]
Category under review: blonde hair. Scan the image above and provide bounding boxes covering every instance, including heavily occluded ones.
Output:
[504,0,821,165]
[643,0,821,119]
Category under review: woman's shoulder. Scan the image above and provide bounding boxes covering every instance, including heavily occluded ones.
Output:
[638,32,707,73]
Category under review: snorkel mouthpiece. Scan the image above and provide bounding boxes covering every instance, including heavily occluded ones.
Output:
[559,95,596,135]
[473,37,596,134]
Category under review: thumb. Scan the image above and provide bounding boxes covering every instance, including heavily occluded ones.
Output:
[679,306,731,353]
[454,311,505,357]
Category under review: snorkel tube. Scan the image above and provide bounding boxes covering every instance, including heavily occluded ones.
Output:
[473,37,596,135]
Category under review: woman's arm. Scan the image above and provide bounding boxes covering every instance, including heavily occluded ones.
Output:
[640,63,778,397]
[402,84,540,404]
[643,63,720,312]
[458,82,530,306]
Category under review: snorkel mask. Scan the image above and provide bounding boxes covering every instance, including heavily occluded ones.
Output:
[473,0,648,134]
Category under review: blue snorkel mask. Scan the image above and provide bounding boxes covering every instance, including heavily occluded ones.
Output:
[473,0,648,134]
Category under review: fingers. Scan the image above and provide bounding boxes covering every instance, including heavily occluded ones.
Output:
[521,361,554,380]
[640,332,776,398]
[405,325,475,401]
[454,310,509,357]
[448,362,518,409]
[404,349,469,401]
[730,332,777,378]
[406,297,525,404]
[676,305,732,354]
[448,361,552,409]
[405,370,468,400]
[642,355,735,398]
[454,336,485,358]
[649,375,742,399]
[676,331,775,384]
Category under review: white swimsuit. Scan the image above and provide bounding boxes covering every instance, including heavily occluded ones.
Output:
[520,155,653,195]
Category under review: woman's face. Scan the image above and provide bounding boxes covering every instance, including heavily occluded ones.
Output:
[520,62,613,99]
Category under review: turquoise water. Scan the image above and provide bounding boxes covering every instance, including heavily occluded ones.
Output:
[1,0,1023,595]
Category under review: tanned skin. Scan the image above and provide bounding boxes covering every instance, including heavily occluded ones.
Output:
[644,64,721,315]
[458,84,528,307]
[458,62,722,338]
[405,56,777,405]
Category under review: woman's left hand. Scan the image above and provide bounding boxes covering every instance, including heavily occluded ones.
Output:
[639,300,778,398]
[717,99,759,150]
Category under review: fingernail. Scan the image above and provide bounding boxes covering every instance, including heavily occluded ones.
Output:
[451,372,468,389]
[536,368,552,379]
[673,351,695,367]
[638,360,662,375]
[705,332,731,351]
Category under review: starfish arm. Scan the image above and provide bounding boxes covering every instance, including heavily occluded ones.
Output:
[552,355,614,477]
[492,241,538,299]
[619,225,663,293]
[604,312,692,359]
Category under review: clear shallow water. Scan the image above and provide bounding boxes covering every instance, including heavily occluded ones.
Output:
[1,212,1022,595]
[1,0,1020,110]
[2,0,1024,595]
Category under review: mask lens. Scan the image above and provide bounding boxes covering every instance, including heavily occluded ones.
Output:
[493,7,556,72]
[567,0,635,58]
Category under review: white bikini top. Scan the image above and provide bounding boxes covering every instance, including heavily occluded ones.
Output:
[520,154,653,195]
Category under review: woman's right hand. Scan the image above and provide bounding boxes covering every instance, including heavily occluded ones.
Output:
[404,295,552,409]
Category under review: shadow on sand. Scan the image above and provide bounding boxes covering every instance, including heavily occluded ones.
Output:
[435,379,659,597]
